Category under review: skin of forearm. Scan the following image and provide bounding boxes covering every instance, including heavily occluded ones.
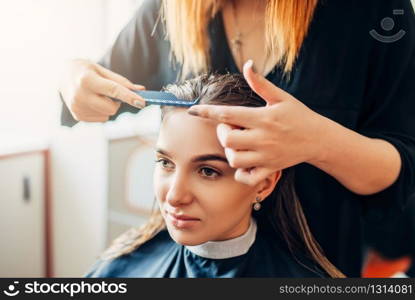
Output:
[307,116,402,196]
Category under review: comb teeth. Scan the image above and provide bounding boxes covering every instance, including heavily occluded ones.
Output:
[135,90,179,100]
[133,90,199,107]
[111,90,199,107]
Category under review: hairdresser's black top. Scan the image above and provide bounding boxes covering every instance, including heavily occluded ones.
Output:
[62,0,415,277]
[85,220,326,278]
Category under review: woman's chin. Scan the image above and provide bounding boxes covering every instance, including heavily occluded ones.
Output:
[167,226,207,246]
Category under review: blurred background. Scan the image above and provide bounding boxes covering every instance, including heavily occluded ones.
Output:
[0,0,160,277]
[0,0,414,278]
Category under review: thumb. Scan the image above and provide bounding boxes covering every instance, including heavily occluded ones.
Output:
[243,60,291,106]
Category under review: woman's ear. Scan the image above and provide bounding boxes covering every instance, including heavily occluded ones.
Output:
[255,170,282,200]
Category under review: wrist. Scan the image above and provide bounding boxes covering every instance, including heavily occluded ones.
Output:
[305,114,337,166]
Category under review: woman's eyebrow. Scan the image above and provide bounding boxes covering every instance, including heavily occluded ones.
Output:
[156,148,171,157]
[156,148,228,163]
[191,154,229,164]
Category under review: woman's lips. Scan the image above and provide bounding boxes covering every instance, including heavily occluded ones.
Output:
[168,213,200,229]
[171,213,199,220]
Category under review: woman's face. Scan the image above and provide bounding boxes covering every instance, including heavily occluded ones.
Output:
[153,109,279,246]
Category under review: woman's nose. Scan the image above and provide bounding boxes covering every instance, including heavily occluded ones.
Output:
[166,172,194,207]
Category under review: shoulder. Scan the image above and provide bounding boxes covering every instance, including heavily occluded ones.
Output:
[117,0,163,41]
[85,230,176,278]
[314,0,413,31]
[132,0,162,29]
[136,0,162,18]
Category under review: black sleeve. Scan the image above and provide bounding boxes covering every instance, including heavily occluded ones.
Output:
[357,0,415,223]
[60,0,178,126]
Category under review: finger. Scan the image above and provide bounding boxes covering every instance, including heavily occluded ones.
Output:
[224,148,262,169]
[82,116,110,123]
[243,59,291,105]
[187,105,261,128]
[74,111,109,123]
[217,123,260,150]
[217,123,233,147]
[95,64,146,91]
[234,167,273,186]
[87,94,121,116]
[87,74,146,108]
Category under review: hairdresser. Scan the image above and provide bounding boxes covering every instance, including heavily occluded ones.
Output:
[59,0,415,277]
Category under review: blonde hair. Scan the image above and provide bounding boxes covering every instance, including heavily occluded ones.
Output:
[100,210,165,260]
[161,0,318,78]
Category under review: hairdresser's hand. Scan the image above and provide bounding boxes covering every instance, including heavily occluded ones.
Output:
[187,60,329,186]
[59,59,146,122]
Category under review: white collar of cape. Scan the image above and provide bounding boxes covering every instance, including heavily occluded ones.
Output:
[184,217,257,259]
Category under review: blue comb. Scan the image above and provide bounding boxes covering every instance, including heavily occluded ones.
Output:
[112,90,200,107]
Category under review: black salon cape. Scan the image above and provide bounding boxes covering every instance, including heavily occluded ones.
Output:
[85,227,326,278]
[62,0,415,277]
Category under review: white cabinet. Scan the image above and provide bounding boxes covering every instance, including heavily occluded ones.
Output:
[0,151,48,277]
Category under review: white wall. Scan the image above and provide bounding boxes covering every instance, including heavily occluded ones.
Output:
[0,0,142,277]
[0,0,140,138]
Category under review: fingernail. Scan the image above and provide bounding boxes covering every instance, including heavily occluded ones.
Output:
[224,148,234,161]
[217,123,231,146]
[243,59,254,73]
[187,108,199,116]
[134,100,145,108]
[134,84,145,90]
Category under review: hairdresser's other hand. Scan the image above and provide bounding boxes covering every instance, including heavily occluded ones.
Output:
[187,60,329,186]
[59,59,146,122]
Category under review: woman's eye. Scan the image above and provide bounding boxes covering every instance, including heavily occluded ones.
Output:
[155,158,174,170]
[199,167,221,179]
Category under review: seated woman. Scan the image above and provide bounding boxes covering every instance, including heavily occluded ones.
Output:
[86,74,344,278]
